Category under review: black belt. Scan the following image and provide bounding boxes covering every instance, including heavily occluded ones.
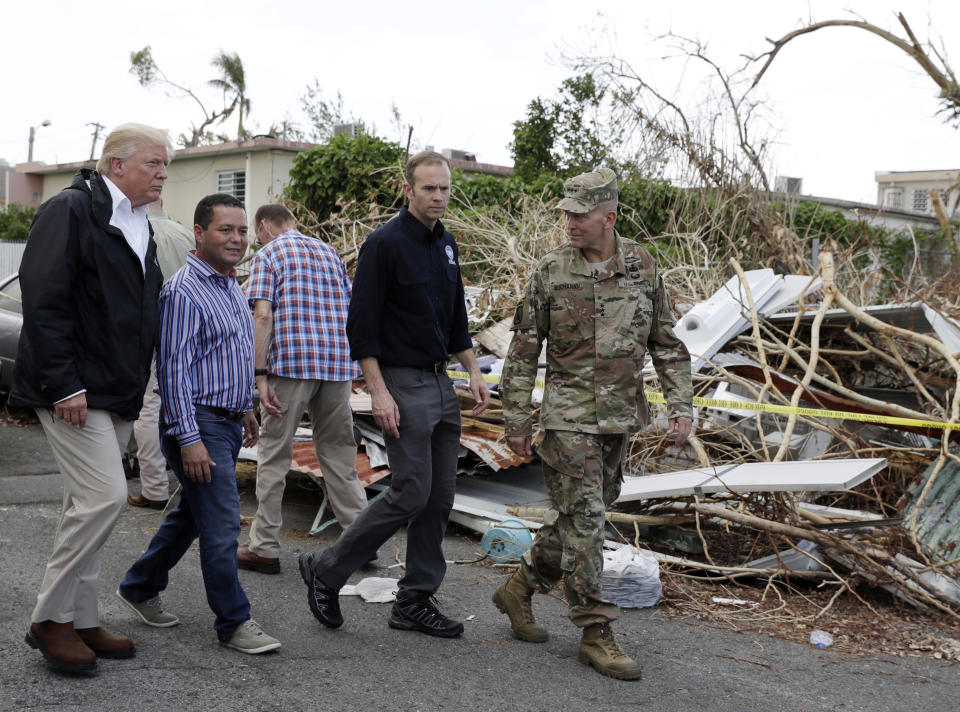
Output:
[428,360,448,375]
[199,405,245,421]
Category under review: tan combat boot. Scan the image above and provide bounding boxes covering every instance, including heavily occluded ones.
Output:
[579,623,642,680]
[492,570,549,642]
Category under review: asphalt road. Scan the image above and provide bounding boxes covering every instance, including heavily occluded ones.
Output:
[1,421,958,712]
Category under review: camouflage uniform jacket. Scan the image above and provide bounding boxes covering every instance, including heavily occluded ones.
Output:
[501,234,693,436]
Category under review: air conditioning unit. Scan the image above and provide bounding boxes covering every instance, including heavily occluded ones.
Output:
[333,123,361,138]
[775,176,802,195]
[441,148,477,162]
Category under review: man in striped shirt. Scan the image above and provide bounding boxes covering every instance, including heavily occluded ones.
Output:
[116,193,281,655]
[237,204,368,575]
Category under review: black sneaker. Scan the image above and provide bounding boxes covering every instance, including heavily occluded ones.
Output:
[298,552,343,629]
[388,595,464,638]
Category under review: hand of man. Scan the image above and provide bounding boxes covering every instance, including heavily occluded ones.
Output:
[242,411,260,448]
[55,393,88,428]
[181,442,216,483]
[256,377,283,418]
[371,388,400,439]
[506,435,533,458]
[470,373,491,415]
[667,416,694,447]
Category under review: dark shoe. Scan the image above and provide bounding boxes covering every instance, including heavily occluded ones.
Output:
[75,626,135,659]
[25,621,97,674]
[579,623,642,680]
[127,492,168,510]
[492,570,549,642]
[122,454,140,481]
[238,547,281,575]
[298,552,343,628]
[388,595,463,638]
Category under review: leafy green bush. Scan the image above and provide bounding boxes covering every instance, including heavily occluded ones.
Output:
[285,134,404,221]
[0,204,36,242]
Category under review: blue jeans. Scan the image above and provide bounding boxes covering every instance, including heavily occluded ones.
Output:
[119,407,250,642]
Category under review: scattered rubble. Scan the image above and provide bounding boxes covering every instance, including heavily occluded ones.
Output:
[233,244,960,657]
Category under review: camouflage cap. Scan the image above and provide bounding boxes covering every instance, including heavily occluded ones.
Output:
[556,167,619,214]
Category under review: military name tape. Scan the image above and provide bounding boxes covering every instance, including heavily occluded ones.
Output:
[446,370,958,431]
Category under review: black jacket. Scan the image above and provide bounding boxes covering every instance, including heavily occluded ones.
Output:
[9,169,163,419]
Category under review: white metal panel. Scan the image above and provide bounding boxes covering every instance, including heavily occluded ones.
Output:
[676,269,782,372]
[0,242,26,278]
[616,458,887,502]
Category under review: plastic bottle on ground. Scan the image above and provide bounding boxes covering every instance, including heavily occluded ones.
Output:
[809,630,834,649]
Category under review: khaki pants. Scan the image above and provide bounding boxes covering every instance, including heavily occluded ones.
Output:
[32,408,133,627]
[248,377,367,558]
[132,365,170,501]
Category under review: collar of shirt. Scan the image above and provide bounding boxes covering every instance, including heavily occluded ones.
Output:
[103,175,150,273]
[569,233,627,278]
[399,206,446,243]
[185,250,239,285]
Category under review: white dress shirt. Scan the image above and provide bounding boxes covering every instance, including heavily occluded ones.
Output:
[103,175,150,273]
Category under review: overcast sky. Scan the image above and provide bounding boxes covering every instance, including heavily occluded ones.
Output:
[3,0,959,204]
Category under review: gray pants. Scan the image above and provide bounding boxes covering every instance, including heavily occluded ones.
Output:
[311,366,461,597]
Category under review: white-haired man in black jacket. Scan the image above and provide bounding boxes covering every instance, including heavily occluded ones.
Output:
[11,123,170,674]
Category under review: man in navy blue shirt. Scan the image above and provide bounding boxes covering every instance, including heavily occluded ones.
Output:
[299,151,489,638]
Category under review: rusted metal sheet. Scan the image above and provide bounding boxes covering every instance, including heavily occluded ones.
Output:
[289,440,391,487]
[459,419,532,471]
[901,460,960,580]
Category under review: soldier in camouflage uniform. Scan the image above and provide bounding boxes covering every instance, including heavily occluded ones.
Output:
[493,167,694,681]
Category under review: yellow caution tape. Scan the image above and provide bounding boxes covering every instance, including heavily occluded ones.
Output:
[447,370,959,431]
[0,289,20,304]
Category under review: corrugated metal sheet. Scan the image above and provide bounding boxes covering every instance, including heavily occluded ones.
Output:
[289,439,391,487]
[902,460,960,580]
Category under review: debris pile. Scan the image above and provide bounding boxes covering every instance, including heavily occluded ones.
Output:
[274,194,960,654]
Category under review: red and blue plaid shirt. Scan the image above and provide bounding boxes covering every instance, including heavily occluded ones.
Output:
[246,229,360,381]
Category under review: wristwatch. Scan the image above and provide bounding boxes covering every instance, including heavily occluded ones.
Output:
[254,369,269,377]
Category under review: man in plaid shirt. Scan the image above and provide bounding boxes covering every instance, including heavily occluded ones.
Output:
[238,204,368,574]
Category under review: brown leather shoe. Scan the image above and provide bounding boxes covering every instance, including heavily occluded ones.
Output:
[25,620,97,673]
[238,546,281,574]
[75,626,136,659]
[127,492,169,510]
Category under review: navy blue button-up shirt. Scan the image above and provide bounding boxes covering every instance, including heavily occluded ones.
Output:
[347,206,472,367]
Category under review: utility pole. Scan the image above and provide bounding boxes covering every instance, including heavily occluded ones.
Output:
[27,120,52,162]
[87,122,105,161]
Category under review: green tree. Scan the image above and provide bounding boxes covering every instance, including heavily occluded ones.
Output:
[509,98,559,182]
[0,204,36,242]
[509,73,624,181]
[285,134,404,221]
[209,51,251,140]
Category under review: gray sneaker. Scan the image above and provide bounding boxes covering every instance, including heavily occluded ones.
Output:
[222,620,281,655]
[115,588,179,628]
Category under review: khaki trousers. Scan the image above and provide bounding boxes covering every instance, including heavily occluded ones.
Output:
[32,408,133,627]
[248,377,367,558]
[132,365,170,501]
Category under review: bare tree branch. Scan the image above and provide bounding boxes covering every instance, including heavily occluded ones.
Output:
[749,14,960,123]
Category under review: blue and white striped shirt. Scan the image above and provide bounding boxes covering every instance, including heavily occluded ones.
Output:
[158,252,254,447]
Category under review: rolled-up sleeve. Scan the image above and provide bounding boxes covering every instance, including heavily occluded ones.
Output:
[157,288,201,446]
